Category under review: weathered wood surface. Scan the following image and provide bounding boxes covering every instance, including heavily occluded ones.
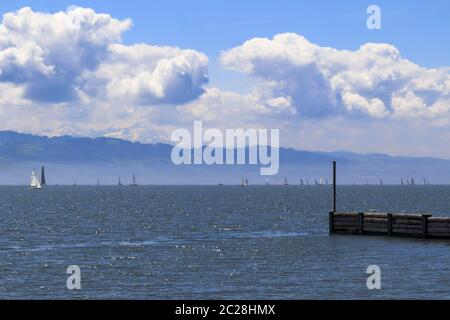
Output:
[330,211,450,240]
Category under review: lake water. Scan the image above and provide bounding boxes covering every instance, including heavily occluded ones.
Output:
[1,185,450,299]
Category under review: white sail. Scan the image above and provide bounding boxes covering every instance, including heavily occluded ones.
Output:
[30,169,42,189]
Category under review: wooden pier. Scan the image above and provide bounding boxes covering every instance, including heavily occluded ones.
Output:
[329,212,450,239]
[329,161,450,239]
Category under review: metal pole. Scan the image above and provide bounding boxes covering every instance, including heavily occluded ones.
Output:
[333,161,336,212]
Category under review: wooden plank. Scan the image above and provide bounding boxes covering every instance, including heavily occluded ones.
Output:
[334,220,359,224]
[428,220,450,226]
[428,223,449,229]
[428,233,450,238]
[392,214,424,219]
[333,225,359,230]
[364,218,387,223]
[334,217,359,222]
[363,227,388,233]
[333,226,359,231]
[427,227,450,233]
[334,213,359,217]
[393,219,422,225]
[392,224,422,230]
[392,228,423,234]
[428,217,450,222]
[363,222,387,229]
[364,213,388,218]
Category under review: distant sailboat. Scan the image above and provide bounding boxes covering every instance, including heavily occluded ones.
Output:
[401,178,404,186]
[380,178,383,186]
[30,169,42,190]
[245,178,249,186]
[315,179,318,185]
[118,177,123,186]
[283,177,288,186]
[411,178,415,186]
[326,178,329,186]
[73,179,77,186]
[300,178,304,186]
[40,166,46,186]
[131,173,138,186]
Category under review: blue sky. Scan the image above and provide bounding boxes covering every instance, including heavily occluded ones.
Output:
[1,1,448,90]
[1,1,448,64]
[0,1,448,157]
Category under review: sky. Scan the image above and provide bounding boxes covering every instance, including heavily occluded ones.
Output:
[0,1,449,157]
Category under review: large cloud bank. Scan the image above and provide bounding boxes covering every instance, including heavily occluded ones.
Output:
[220,33,450,119]
[0,6,208,104]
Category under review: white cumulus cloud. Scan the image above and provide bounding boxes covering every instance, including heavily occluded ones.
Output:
[220,33,450,119]
[0,6,208,104]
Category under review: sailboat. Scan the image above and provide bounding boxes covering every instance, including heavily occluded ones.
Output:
[30,169,42,190]
[300,178,304,186]
[118,177,123,186]
[41,166,46,186]
[240,176,249,187]
[131,173,138,186]
[401,178,404,186]
[283,177,288,186]
[380,178,383,186]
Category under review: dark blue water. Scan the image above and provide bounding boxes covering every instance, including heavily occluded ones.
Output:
[1,185,450,299]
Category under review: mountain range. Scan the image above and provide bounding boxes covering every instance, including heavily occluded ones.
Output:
[0,131,449,185]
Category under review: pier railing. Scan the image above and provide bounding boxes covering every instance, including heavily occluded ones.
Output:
[329,212,450,239]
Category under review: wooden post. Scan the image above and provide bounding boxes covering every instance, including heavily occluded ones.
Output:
[422,214,431,238]
[358,212,364,235]
[387,213,393,236]
[333,161,336,213]
[329,211,334,234]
